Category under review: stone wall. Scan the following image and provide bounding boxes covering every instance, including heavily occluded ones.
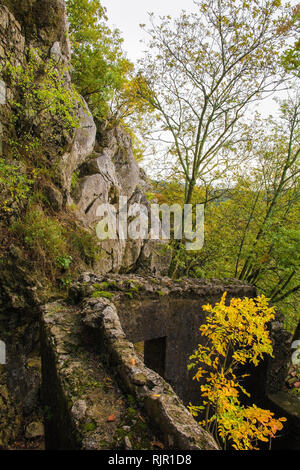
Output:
[41,298,218,450]
[20,271,297,450]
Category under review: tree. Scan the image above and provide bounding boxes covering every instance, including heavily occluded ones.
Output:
[188,293,287,450]
[237,98,300,298]
[154,97,299,329]
[280,4,300,76]
[135,0,293,203]
[66,0,133,121]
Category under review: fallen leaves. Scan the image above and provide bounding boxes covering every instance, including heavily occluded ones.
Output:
[107,414,116,422]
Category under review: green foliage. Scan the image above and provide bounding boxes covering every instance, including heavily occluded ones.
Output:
[92,290,114,299]
[66,0,133,121]
[159,100,299,332]
[0,158,33,214]
[70,170,80,193]
[60,276,73,289]
[69,227,100,265]
[280,5,300,76]
[82,421,97,432]
[56,255,73,270]
[6,48,79,133]
[2,46,79,223]
[11,207,67,260]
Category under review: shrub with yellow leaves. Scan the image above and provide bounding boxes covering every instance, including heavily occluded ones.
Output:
[188,292,286,450]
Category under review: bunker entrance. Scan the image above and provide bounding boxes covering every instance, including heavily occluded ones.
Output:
[134,337,167,379]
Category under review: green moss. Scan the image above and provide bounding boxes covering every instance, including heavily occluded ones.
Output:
[11,206,68,261]
[128,281,140,292]
[94,282,108,290]
[87,380,103,389]
[100,439,110,449]
[70,170,80,193]
[82,421,96,433]
[92,290,114,299]
[93,281,119,291]
[127,394,136,406]
[127,407,137,418]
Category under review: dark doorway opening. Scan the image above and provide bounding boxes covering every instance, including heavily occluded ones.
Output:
[143,337,167,378]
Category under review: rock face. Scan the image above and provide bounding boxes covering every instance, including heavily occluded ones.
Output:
[0,367,21,448]
[0,0,165,278]
[40,301,163,450]
[3,0,71,57]
[25,421,44,440]
[71,273,259,406]
[67,124,157,274]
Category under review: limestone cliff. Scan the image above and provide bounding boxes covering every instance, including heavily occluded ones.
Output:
[0,0,169,312]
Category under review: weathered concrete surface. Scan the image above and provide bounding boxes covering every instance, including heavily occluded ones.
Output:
[40,273,297,450]
[41,299,218,450]
[81,297,218,450]
[40,301,161,450]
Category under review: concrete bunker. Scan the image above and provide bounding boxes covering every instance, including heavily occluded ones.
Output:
[111,277,257,405]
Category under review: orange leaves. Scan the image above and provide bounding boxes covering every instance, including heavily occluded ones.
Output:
[107,414,116,422]
[215,400,286,450]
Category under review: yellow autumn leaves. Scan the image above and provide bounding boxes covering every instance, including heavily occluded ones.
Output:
[200,292,275,366]
[188,293,286,450]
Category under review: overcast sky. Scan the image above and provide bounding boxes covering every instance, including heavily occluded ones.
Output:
[102,0,198,62]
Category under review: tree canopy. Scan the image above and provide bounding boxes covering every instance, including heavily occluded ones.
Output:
[135,0,294,203]
[66,0,133,121]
